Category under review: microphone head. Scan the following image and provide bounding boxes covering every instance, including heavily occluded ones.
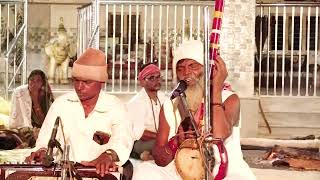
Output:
[177,80,187,90]
[170,80,188,100]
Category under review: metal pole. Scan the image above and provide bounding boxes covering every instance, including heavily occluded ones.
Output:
[204,6,212,180]
[5,57,8,100]
[22,0,27,85]
[92,0,100,49]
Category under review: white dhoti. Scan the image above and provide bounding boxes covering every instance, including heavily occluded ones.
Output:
[133,161,181,180]
[133,160,255,180]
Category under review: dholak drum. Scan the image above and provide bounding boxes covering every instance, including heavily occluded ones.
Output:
[175,139,205,180]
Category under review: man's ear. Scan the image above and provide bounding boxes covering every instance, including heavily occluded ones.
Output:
[139,80,146,88]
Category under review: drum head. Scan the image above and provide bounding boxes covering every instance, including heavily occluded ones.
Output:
[175,139,205,180]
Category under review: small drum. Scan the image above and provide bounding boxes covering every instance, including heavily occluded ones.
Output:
[175,139,205,180]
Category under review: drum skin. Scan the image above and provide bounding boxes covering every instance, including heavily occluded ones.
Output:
[175,139,205,180]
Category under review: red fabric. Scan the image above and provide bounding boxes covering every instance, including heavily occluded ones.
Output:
[167,136,179,155]
[210,0,225,62]
[138,64,160,81]
[194,103,204,126]
[214,0,225,12]
[214,140,228,180]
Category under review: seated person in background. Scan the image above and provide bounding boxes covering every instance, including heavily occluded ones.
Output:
[0,96,10,128]
[133,40,256,180]
[0,96,21,150]
[9,69,54,148]
[25,48,133,179]
[127,62,166,161]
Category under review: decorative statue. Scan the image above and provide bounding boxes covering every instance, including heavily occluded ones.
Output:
[45,17,76,84]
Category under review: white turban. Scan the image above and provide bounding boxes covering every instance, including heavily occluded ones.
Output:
[172,40,204,83]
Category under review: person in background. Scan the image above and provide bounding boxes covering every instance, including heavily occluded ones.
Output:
[127,62,166,161]
[9,69,54,148]
[0,96,10,129]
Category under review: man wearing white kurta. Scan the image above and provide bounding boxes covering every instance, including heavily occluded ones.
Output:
[132,40,256,180]
[127,63,166,160]
[35,90,132,165]
[128,88,166,140]
[26,48,133,179]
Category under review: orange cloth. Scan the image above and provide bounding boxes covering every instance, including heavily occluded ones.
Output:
[72,48,107,82]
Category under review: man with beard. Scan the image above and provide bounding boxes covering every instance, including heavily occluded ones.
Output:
[25,48,133,179]
[127,62,166,161]
[132,40,255,180]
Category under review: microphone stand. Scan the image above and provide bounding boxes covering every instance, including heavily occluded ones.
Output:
[44,117,64,167]
[60,144,83,180]
[44,137,64,167]
[48,139,64,155]
[61,145,70,180]
[178,92,200,138]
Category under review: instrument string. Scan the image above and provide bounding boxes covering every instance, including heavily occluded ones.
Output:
[199,133,216,179]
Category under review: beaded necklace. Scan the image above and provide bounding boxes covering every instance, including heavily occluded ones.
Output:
[148,96,161,132]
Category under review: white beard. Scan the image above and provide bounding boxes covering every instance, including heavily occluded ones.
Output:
[185,75,204,112]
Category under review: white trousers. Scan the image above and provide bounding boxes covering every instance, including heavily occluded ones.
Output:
[132,161,256,180]
[133,161,181,180]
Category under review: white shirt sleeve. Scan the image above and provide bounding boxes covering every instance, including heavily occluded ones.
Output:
[103,103,134,166]
[35,99,60,150]
[9,89,18,129]
[127,100,146,140]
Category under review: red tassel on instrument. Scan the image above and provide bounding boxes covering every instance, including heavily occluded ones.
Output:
[210,0,224,62]
[214,140,228,180]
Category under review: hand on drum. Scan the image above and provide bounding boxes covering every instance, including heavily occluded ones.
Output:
[81,152,117,177]
[177,125,197,146]
[25,148,47,163]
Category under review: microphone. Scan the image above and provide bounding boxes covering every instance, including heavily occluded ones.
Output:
[43,116,60,167]
[170,80,188,100]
